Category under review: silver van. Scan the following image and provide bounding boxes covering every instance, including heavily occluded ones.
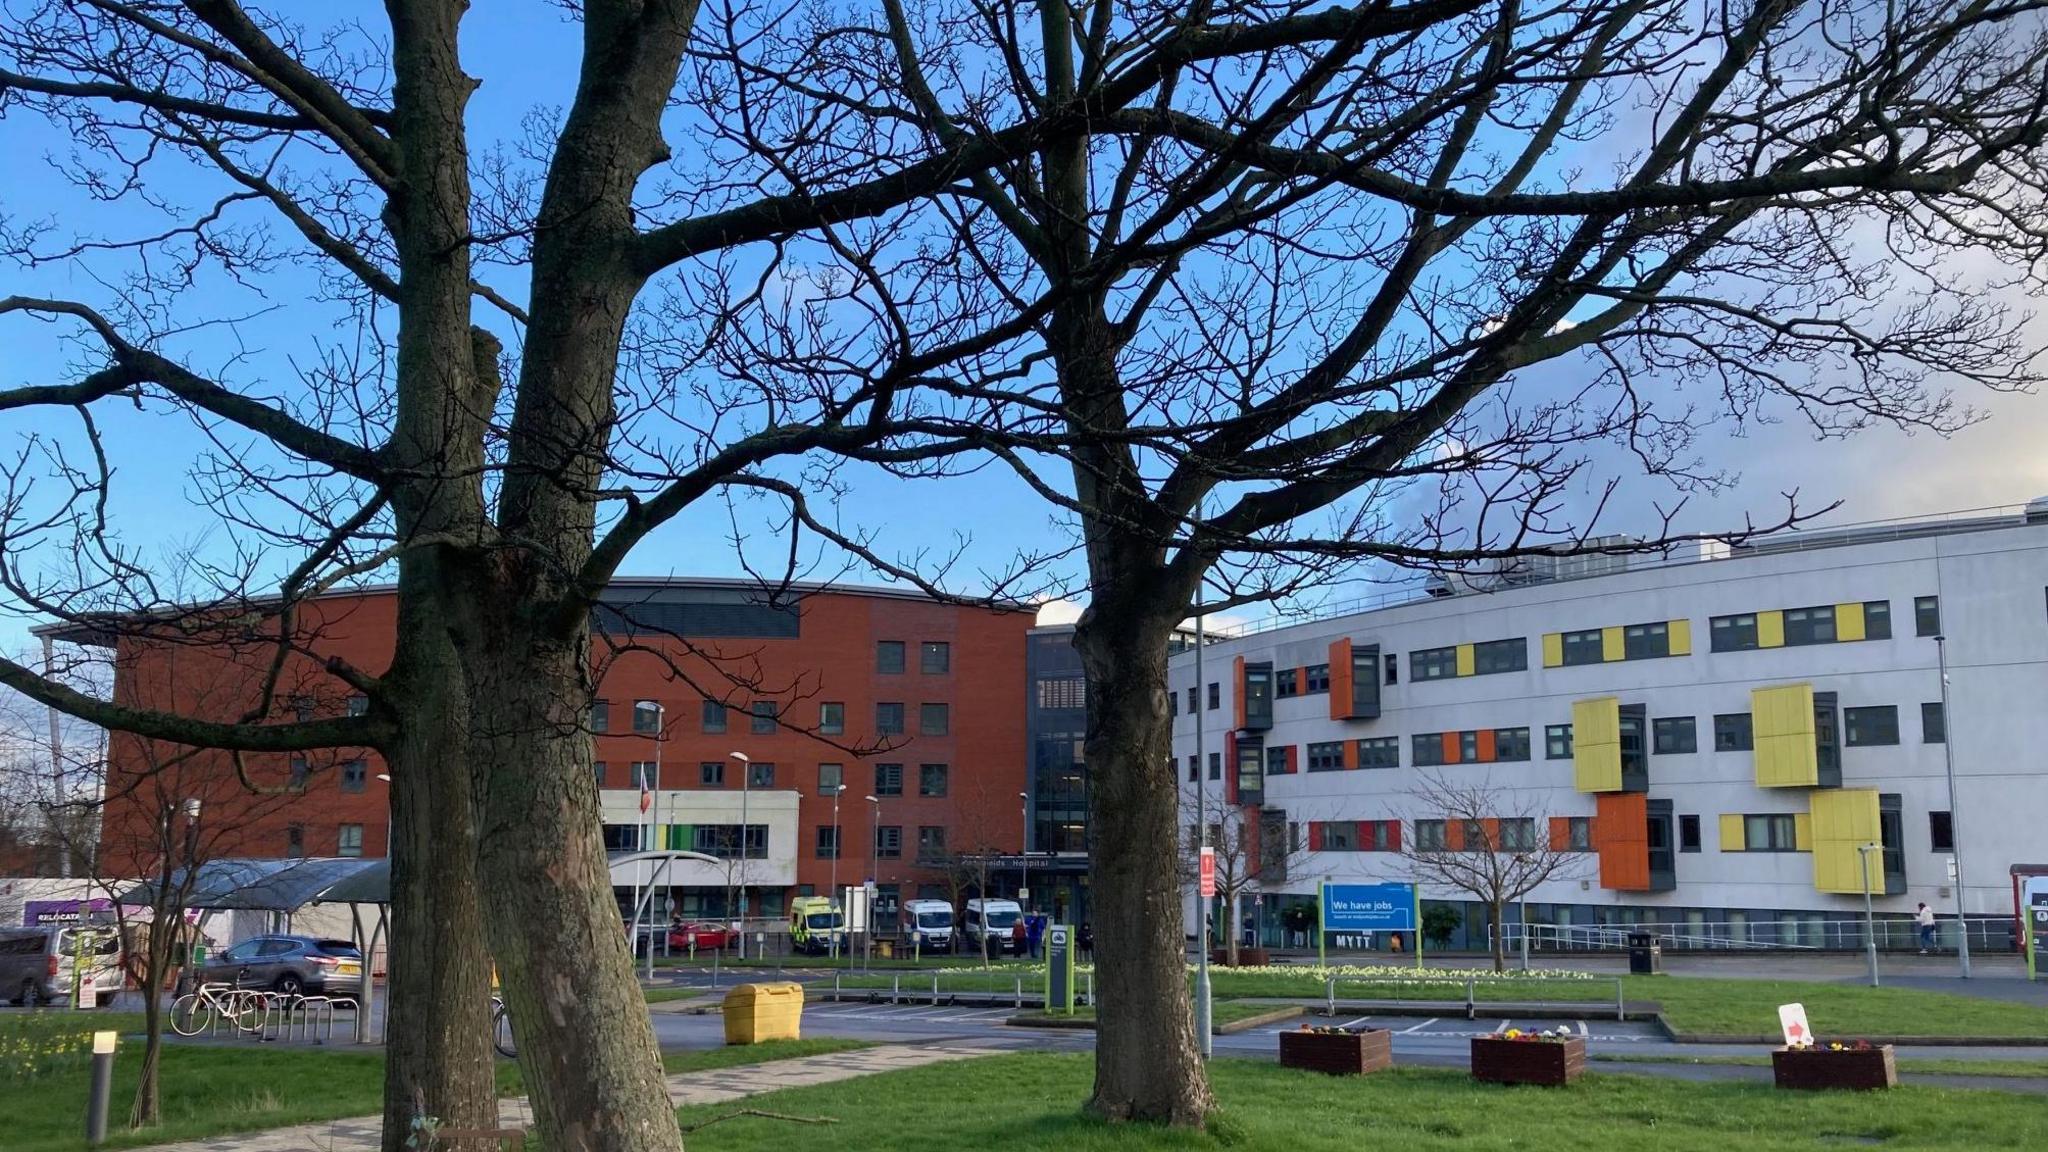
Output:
[0,925,124,1007]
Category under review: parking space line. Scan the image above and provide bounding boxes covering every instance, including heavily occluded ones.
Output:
[1577,1021,1588,1037]
[1493,1019,1511,1034]
[1398,1018,1437,1034]
[1336,1015,1375,1030]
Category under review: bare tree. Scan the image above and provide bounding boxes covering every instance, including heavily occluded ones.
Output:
[1398,771,1585,973]
[1181,790,1312,967]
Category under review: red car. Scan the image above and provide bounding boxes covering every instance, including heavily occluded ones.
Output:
[666,922,736,951]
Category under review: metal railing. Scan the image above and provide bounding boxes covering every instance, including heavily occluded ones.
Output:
[1321,974,1628,1021]
[1499,916,2018,954]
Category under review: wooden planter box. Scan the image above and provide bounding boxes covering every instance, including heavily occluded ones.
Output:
[1212,947,1271,967]
[1771,1045,1897,1091]
[1470,1035,1585,1086]
[1279,1029,1393,1076]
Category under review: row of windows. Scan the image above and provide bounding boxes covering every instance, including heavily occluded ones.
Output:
[876,640,954,674]
[1537,702,1943,757]
[1413,728,1531,766]
[814,824,949,860]
[1302,808,1958,857]
[284,823,365,858]
[592,698,951,737]
[286,757,370,793]
[595,760,953,796]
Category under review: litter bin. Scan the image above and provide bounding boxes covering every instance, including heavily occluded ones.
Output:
[722,982,804,1045]
[1627,930,1661,975]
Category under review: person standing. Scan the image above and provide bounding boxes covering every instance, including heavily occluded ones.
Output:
[1916,902,1938,953]
[1027,913,1046,960]
[1010,916,1028,957]
[1078,922,1094,963]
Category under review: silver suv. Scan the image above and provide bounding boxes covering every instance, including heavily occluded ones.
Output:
[199,935,363,998]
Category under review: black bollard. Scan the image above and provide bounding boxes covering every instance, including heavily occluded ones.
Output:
[86,1031,116,1146]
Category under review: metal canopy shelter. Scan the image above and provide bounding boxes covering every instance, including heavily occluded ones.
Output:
[118,857,390,1044]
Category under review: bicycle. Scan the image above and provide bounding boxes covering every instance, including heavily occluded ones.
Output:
[170,981,266,1037]
[491,996,517,1059]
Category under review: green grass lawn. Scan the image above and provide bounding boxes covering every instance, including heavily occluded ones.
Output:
[1594,1053,2048,1080]
[1626,976,2048,1037]
[673,1052,2048,1151]
[645,985,712,1004]
[659,952,1034,971]
[4,1009,867,1152]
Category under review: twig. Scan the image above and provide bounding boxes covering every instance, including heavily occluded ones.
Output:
[678,1109,839,1134]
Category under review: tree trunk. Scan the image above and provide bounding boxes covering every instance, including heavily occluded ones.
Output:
[466,622,680,1152]
[1225,890,1240,968]
[129,924,169,1127]
[381,596,497,1152]
[1076,613,1213,1126]
[1491,899,1507,974]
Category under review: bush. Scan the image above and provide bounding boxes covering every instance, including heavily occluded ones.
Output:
[1422,904,1462,949]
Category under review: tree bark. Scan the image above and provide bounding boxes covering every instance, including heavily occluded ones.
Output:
[1076,611,1213,1126]
[464,617,680,1152]
[130,917,169,1127]
[1491,899,1507,974]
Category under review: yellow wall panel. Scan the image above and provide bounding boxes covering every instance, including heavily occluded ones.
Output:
[1456,643,1475,677]
[1810,790,1881,894]
[1752,683,1818,787]
[1758,609,1785,648]
[1601,625,1625,662]
[1835,602,1866,642]
[1668,619,1692,656]
[1542,633,1564,668]
[1719,814,1746,851]
[1572,696,1622,792]
[1793,812,1813,852]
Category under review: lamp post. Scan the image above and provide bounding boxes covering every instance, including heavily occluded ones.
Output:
[1193,576,1212,1057]
[864,793,880,969]
[172,799,202,999]
[1018,791,1031,910]
[1858,842,1881,987]
[636,702,666,980]
[827,784,843,958]
[1934,635,1973,979]
[728,751,751,959]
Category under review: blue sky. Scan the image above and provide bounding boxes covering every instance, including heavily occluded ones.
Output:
[4,3,2047,656]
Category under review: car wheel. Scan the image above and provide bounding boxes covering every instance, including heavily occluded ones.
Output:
[23,979,46,1008]
[273,973,304,998]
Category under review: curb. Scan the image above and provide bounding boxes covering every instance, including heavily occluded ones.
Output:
[1003,1005,1306,1035]
[1005,1013,1096,1031]
[1661,1030,2048,1048]
[1217,1005,1304,1034]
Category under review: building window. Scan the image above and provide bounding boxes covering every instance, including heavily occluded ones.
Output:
[1304,664,1331,693]
[876,702,906,735]
[338,824,364,857]
[1186,687,1198,714]
[816,825,840,859]
[1544,725,1573,759]
[630,700,660,734]
[346,694,369,717]
[1498,818,1537,852]
[701,700,727,734]
[1567,816,1592,852]
[1460,819,1487,851]
[631,761,657,789]
[1624,622,1670,660]
[1186,755,1198,782]
[1385,653,1399,685]
[748,761,775,789]
[1844,705,1899,746]
[1415,819,1447,851]
[290,696,316,722]
[917,826,947,860]
[1266,746,1291,776]
[1320,822,1357,851]
[1410,646,1459,681]
[875,825,903,858]
[1916,595,1941,637]
[602,824,641,852]
[1651,716,1697,754]
[700,761,724,786]
[919,763,949,797]
[1560,629,1605,666]
[919,703,949,736]
[1929,810,1954,853]
[1207,682,1221,710]
[1921,701,1945,744]
[1412,733,1446,767]
[1709,613,1759,652]
[1275,668,1298,697]
[1494,728,1532,762]
[1474,637,1527,674]
[288,756,310,792]
[1679,814,1701,853]
[1713,713,1753,752]
[1207,752,1221,780]
[1169,692,1177,717]
[590,700,610,733]
[874,763,903,796]
[1783,605,1837,646]
[1039,678,1085,709]
[819,763,843,794]
[750,701,778,734]
[282,823,304,858]
[1357,737,1399,768]
[1304,742,1344,772]
[876,640,906,673]
[820,702,844,735]
[920,641,951,674]
[593,760,607,787]
[1743,813,1798,851]
[1864,600,1892,639]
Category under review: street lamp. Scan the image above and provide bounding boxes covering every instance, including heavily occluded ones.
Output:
[1018,791,1030,911]
[173,799,202,998]
[864,793,880,968]
[825,784,844,958]
[1933,635,1973,979]
[637,701,666,980]
[374,774,394,859]
[728,752,752,959]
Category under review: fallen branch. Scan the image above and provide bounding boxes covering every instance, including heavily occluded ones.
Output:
[679,1109,838,1134]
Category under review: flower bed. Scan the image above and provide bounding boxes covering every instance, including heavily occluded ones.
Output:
[1470,1029,1586,1086]
[1279,1026,1393,1076]
[1772,1041,1897,1090]
[1211,947,1272,967]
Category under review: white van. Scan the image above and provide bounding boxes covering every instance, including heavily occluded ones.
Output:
[0,925,124,1007]
[962,898,1023,955]
[898,900,955,953]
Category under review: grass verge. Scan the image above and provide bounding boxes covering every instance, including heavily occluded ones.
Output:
[4,1011,869,1152]
[1010,1001,1293,1030]
[673,1051,2048,1150]
[1594,1053,2048,1079]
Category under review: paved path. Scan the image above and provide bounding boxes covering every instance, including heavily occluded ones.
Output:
[137,1041,1003,1152]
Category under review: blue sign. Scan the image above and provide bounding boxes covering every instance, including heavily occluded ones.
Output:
[1321,882,1417,932]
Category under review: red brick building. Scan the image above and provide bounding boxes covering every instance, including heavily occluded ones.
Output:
[84,580,1033,922]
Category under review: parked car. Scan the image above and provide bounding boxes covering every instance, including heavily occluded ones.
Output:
[666,921,737,951]
[0,925,124,1007]
[199,935,363,997]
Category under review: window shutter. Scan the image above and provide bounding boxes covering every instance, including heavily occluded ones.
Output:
[1444,819,1465,852]
[1342,740,1359,770]
[1232,655,1247,729]
[1549,817,1571,852]
[1308,823,1324,851]
[1719,814,1746,851]
[1328,638,1353,719]
[1386,821,1402,852]
[1441,732,1460,765]
[1283,746,1298,774]
[1475,729,1498,763]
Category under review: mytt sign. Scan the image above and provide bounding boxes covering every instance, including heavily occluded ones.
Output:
[1318,881,1423,969]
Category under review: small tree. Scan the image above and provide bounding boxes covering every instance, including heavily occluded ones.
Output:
[1399,772,1585,973]
[1181,790,1313,966]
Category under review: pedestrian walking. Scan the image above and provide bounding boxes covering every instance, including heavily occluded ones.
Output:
[1916,902,1937,953]
[1027,913,1046,960]
[1010,916,1028,957]
[1078,922,1094,963]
